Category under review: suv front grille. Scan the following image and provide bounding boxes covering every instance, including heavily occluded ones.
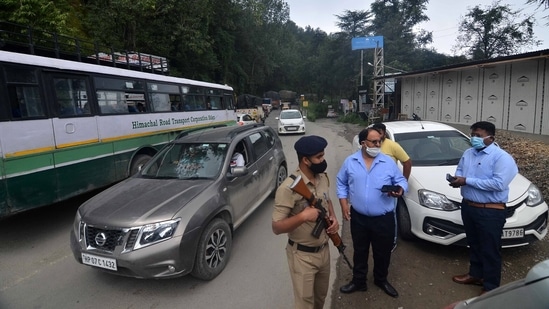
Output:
[125,230,139,250]
[85,226,124,252]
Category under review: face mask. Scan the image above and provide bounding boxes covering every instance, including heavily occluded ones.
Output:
[366,147,381,157]
[308,159,327,174]
[470,136,490,149]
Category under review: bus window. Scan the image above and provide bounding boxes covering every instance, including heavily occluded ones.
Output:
[170,94,182,111]
[53,77,91,116]
[97,90,130,114]
[95,77,146,114]
[9,86,43,118]
[150,93,171,111]
[208,96,223,110]
[148,82,181,112]
[4,66,45,119]
[224,94,234,110]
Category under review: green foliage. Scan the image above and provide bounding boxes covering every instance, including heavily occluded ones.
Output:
[306,113,317,122]
[0,0,82,37]
[2,0,514,101]
[339,112,368,126]
[454,2,540,59]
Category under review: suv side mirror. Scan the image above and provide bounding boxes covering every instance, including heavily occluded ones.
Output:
[227,166,248,179]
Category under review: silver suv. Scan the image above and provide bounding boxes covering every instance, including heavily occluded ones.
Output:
[70,124,287,280]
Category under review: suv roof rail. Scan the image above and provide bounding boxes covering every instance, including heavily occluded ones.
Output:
[228,123,265,138]
[175,124,229,140]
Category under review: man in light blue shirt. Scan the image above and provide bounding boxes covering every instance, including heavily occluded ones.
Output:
[337,127,407,298]
[448,121,518,295]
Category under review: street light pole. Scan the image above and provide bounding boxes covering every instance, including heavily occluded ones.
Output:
[359,50,364,113]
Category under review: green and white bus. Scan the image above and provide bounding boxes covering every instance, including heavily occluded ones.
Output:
[0,49,236,217]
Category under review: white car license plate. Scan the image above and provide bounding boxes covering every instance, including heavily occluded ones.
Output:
[502,228,524,239]
[82,253,117,271]
[287,127,297,131]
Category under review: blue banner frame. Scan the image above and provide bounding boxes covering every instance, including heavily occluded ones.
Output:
[351,36,384,50]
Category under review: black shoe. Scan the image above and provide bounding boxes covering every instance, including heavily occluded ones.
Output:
[340,282,367,294]
[375,281,398,298]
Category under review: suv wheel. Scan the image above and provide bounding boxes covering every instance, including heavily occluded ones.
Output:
[191,218,232,280]
[271,164,287,198]
[397,198,414,240]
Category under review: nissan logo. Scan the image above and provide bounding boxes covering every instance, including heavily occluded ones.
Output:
[95,232,107,247]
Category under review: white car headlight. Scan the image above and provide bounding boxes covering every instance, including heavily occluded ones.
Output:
[134,219,180,249]
[418,189,460,211]
[526,183,544,206]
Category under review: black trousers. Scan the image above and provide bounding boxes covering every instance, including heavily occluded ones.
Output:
[350,206,395,284]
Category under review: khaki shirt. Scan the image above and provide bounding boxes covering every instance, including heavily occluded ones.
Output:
[272,169,330,247]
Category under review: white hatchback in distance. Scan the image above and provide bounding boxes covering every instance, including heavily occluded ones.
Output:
[352,121,548,247]
[236,113,256,125]
[276,109,306,135]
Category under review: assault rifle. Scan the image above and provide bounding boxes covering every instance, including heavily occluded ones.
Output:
[289,175,353,270]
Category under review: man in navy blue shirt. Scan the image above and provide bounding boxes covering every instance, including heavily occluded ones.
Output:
[336,127,407,298]
[449,121,518,295]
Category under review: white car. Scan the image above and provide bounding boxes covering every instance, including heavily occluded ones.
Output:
[275,109,306,135]
[236,113,256,125]
[352,121,548,247]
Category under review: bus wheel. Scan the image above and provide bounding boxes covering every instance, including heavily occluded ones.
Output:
[130,154,152,175]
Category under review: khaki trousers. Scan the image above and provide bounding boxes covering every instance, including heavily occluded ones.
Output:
[286,243,330,309]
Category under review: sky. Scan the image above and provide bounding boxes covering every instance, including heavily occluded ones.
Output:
[285,0,549,55]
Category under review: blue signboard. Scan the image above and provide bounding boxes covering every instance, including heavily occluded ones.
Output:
[351,36,384,50]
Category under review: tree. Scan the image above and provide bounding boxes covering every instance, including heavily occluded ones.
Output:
[367,0,432,70]
[0,0,83,37]
[527,0,549,24]
[335,10,372,37]
[454,1,540,59]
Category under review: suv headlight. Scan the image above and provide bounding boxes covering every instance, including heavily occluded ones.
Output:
[418,189,460,211]
[134,219,180,249]
[526,183,544,206]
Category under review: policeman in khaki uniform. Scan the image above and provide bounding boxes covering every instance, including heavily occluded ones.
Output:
[272,135,339,309]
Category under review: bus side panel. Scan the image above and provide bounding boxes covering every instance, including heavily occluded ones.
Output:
[1,120,57,214]
[3,153,56,214]
[0,159,6,217]
[54,142,117,200]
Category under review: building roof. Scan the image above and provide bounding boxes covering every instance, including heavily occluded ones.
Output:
[378,48,549,80]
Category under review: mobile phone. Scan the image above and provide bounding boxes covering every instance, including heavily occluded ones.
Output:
[381,185,400,192]
[446,173,457,182]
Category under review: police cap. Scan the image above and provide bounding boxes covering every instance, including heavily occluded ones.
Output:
[294,135,327,156]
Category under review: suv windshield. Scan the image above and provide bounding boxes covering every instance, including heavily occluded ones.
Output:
[141,142,228,179]
[280,111,302,119]
[394,130,470,166]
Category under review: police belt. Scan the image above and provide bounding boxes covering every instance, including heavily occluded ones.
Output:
[288,239,327,253]
[463,199,506,210]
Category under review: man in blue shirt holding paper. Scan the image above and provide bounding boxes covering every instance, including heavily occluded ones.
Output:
[336,127,407,298]
[448,121,518,295]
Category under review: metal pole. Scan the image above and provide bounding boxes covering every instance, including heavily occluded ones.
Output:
[360,50,364,86]
[360,50,364,112]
